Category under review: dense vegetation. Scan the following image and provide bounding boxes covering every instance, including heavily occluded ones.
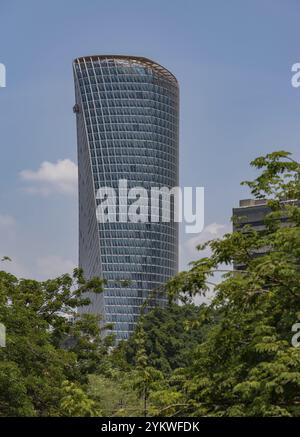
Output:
[0,151,300,416]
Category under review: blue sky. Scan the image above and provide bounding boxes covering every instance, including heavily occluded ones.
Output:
[0,0,299,278]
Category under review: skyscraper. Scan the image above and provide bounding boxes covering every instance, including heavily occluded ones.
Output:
[73,55,179,340]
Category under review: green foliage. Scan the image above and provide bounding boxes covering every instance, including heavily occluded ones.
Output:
[1,150,300,417]
[0,361,35,416]
[157,151,300,416]
[122,304,208,374]
[0,269,108,416]
[87,373,143,416]
[60,381,97,417]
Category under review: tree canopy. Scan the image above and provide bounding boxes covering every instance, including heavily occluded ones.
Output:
[1,150,300,417]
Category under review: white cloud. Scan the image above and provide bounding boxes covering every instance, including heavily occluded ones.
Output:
[36,255,76,279]
[180,222,232,305]
[0,214,30,277]
[0,212,76,279]
[184,222,231,259]
[20,159,78,195]
[0,213,16,228]
[1,253,76,280]
[0,257,30,278]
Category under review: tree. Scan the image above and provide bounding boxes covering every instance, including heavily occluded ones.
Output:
[130,323,163,416]
[60,381,97,417]
[123,304,208,374]
[0,268,108,416]
[87,372,143,417]
[161,151,300,416]
[1,150,300,417]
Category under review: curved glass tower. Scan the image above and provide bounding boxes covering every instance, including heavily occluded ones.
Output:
[73,55,179,340]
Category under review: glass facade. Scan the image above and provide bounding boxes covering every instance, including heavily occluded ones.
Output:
[73,55,179,340]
